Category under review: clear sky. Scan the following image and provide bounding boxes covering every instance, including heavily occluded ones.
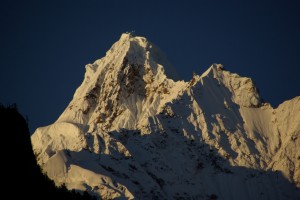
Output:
[1,0,299,132]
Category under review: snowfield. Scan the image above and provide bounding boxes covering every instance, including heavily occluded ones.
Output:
[31,33,300,199]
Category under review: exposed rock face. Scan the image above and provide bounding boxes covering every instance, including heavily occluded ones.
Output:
[31,33,300,199]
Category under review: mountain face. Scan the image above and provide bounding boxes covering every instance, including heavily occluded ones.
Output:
[31,33,300,200]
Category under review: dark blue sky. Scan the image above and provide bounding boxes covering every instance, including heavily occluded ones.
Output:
[1,0,299,132]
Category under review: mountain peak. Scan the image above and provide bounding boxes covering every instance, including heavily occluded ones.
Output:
[194,63,262,108]
[200,63,224,78]
[31,34,300,199]
[55,33,184,130]
[110,33,179,80]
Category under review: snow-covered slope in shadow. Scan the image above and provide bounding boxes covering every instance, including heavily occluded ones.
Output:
[31,33,300,199]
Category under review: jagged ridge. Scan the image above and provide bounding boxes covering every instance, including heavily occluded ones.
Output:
[31,33,300,200]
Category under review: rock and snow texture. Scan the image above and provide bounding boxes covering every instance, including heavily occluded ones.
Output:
[31,33,300,200]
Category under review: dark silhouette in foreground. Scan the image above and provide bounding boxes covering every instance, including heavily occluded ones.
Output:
[0,104,96,200]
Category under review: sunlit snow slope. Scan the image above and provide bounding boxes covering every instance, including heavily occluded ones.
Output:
[31,33,300,200]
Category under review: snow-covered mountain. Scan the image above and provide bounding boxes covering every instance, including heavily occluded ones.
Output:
[31,33,300,200]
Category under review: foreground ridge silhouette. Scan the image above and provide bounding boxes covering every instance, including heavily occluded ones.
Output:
[0,104,96,200]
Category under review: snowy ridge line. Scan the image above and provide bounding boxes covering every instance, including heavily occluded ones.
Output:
[31,33,300,200]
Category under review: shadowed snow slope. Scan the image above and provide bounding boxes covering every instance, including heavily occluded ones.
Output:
[31,33,300,200]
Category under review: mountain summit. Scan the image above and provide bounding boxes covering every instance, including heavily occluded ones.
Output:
[31,33,300,199]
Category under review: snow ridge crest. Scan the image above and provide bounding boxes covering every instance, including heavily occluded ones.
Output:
[31,33,300,200]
